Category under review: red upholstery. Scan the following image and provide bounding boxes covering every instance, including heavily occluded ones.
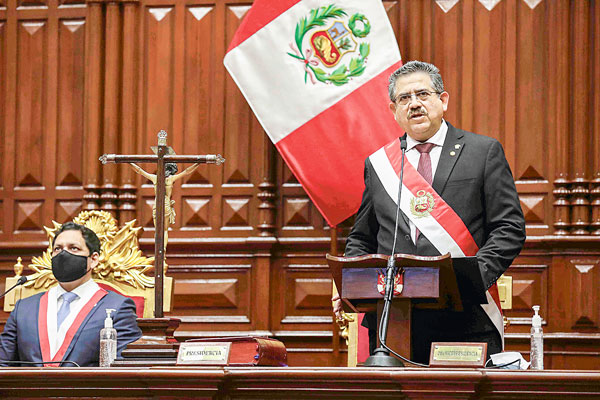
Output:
[97,282,145,318]
[357,313,370,363]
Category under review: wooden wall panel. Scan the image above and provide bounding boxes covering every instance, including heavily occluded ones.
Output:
[223,5,252,187]
[19,0,45,6]
[502,263,549,331]
[54,199,83,223]
[593,2,600,235]
[513,0,546,182]
[101,3,121,192]
[82,1,103,192]
[172,272,250,318]
[0,19,5,193]
[272,260,332,332]
[220,3,264,234]
[56,19,85,187]
[566,257,600,330]
[181,5,214,185]
[142,6,175,147]
[164,255,265,336]
[16,21,46,188]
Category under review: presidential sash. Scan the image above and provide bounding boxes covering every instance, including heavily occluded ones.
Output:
[369,138,504,345]
[38,288,108,366]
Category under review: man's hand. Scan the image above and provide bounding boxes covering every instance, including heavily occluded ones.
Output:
[332,293,343,320]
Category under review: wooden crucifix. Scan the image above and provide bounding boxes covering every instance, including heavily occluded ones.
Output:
[99,130,225,317]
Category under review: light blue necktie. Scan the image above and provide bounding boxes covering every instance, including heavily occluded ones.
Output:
[57,292,78,330]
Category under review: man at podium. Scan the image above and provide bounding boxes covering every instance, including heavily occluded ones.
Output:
[0,222,142,367]
[340,61,526,364]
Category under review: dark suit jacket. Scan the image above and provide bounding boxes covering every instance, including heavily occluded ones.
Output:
[345,122,526,335]
[0,290,142,367]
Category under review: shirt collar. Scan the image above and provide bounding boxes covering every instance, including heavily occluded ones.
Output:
[55,278,99,299]
[406,120,448,151]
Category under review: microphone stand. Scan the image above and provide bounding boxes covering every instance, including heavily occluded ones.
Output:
[0,276,27,299]
[363,136,407,367]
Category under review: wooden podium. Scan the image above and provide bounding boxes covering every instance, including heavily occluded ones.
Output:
[327,253,462,361]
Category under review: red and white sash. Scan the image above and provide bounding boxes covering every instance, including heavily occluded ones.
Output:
[38,288,107,366]
[369,139,504,345]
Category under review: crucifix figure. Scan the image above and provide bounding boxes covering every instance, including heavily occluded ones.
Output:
[100,130,225,317]
[128,161,200,251]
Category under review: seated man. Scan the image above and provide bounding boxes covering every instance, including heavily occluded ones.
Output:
[0,222,142,367]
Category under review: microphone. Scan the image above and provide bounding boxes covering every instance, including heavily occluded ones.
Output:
[400,135,407,151]
[0,276,27,299]
[0,360,81,367]
[364,135,408,367]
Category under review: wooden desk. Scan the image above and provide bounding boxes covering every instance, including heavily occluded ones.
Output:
[0,367,599,399]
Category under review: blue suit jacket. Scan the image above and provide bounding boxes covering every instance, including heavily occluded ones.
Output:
[0,290,142,367]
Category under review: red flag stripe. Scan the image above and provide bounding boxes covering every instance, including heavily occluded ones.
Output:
[226,0,301,52]
[275,63,402,226]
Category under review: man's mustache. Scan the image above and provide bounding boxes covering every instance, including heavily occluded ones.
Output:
[407,107,427,119]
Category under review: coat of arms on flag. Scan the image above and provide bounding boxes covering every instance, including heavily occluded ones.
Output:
[287,5,371,86]
[224,0,402,227]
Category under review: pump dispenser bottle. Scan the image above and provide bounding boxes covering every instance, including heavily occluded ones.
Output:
[530,305,544,370]
[99,308,117,367]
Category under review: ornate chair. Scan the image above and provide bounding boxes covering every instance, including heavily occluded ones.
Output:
[3,211,173,318]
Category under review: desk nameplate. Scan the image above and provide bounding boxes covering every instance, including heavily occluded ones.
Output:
[177,342,231,365]
[429,342,487,368]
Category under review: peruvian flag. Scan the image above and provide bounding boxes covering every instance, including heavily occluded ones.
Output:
[224,0,402,226]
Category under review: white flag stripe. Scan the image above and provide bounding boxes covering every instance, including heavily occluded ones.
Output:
[483,290,505,343]
[369,148,467,257]
[224,0,400,144]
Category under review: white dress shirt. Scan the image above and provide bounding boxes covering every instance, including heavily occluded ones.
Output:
[47,279,101,358]
[404,120,448,244]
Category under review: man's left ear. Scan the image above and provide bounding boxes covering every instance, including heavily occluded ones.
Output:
[440,92,449,112]
[388,101,397,116]
[89,252,100,269]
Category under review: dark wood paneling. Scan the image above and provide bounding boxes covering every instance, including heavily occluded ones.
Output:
[142,6,175,143]
[57,19,85,187]
[181,5,215,186]
[16,20,46,188]
[0,19,5,194]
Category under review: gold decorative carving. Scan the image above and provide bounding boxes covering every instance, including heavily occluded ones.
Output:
[13,257,24,276]
[25,211,155,291]
[336,311,354,343]
[497,275,513,310]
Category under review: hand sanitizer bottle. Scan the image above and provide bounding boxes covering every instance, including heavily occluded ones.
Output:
[530,305,544,370]
[99,308,117,367]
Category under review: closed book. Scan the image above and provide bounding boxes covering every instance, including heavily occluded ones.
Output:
[188,337,287,366]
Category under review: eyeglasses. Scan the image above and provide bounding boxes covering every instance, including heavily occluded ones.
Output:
[394,90,441,106]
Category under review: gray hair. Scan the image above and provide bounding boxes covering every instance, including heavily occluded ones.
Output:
[388,61,445,102]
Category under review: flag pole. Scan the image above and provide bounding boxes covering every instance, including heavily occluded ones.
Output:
[330,225,341,365]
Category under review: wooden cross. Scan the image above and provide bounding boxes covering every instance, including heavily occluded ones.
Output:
[99,130,225,317]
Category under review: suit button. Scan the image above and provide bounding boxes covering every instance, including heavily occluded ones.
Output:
[405,235,410,241]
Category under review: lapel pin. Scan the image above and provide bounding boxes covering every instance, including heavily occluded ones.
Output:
[450,151,456,156]
[455,144,461,149]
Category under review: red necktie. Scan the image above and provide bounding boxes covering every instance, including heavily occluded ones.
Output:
[415,143,436,241]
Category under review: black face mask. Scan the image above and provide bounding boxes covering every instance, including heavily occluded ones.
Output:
[51,250,90,283]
